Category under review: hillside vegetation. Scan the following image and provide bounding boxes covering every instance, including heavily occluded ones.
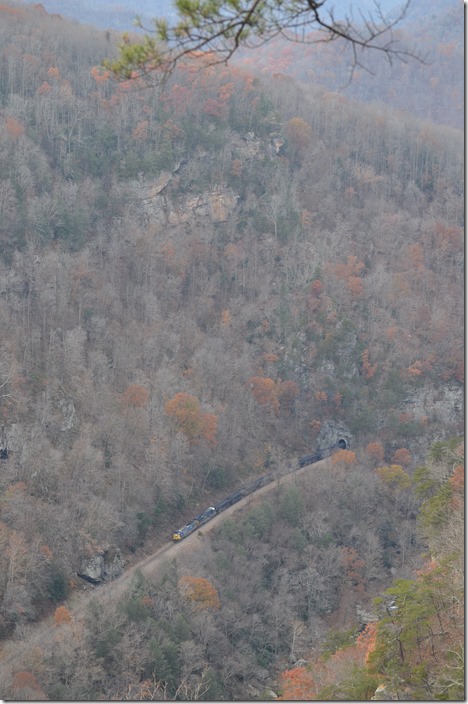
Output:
[1,440,462,700]
[0,2,463,699]
[279,438,464,701]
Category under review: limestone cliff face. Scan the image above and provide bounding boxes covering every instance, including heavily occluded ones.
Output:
[135,177,239,227]
[404,382,463,429]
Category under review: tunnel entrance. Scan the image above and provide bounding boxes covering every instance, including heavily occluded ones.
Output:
[337,438,347,450]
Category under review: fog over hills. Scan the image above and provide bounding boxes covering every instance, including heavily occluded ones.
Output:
[28,0,463,129]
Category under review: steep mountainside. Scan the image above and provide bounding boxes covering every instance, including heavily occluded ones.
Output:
[0,2,463,699]
[232,0,463,129]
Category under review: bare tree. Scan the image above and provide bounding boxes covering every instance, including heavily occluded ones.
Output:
[106,0,422,85]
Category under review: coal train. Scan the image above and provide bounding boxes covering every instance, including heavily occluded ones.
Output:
[171,447,329,542]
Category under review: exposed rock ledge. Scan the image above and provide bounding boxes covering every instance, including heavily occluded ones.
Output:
[77,544,124,585]
[137,179,239,226]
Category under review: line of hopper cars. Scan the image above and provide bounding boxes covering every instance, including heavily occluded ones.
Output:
[171,449,324,541]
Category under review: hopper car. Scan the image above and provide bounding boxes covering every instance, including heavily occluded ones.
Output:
[172,446,330,542]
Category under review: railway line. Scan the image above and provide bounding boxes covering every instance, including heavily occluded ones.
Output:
[0,448,336,687]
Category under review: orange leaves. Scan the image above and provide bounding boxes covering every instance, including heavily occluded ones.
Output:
[218,81,235,102]
[366,442,385,464]
[449,464,464,494]
[357,622,378,665]
[434,222,463,253]
[407,358,433,378]
[54,605,72,625]
[333,392,343,408]
[165,392,217,445]
[37,81,52,96]
[280,622,379,700]
[162,83,193,113]
[132,120,149,141]
[310,279,323,297]
[249,376,279,414]
[407,242,425,270]
[332,449,356,465]
[202,412,218,446]
[392,448,412,467]
[220,309,232,327]
[301,209,313,228]
[342,547,366,591]
[449,464,464,510]
[12,671,47,700]
[328,255,365,298]
[280,666,317,700]
[39,544,53,560]
[47,66,60,80]
[347,275,364,297]
[203,97,224,118]
[361,348,377,379]
[407,360,422,377]
[91,65,110,83]
[332,255,365,280]
[5,116,24,139]
[249,376,299,415]
[230,158,243,177]
[122,384,149,408]
[178,576,220,611]
[262,352,279,364]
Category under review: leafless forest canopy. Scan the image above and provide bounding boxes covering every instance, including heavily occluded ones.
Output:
[0,1,463,700]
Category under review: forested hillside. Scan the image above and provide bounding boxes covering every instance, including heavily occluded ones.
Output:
[0,1,463,699]
[279,438,464,701]
[234,0,463,130]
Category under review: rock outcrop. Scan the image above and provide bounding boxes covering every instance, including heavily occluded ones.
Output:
[77,544,124,584]
[317,420,352,453]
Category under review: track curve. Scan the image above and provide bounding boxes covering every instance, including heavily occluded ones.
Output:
[0,455,329,685]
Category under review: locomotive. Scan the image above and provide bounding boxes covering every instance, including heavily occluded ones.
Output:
[172,493,243,541]
[171,448,329,542]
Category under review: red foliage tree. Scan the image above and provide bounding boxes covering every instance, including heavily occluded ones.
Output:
[280,665,317,700]
[392,447,412,467]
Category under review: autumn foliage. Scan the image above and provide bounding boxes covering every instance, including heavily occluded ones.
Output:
[5,116,24,139]
[332,449,356,465]
[12,671,47,700]
[178,576,221,610]
[165,392,217,445]
[280,665,317,700]
[53,605,72,625]
[248,376,299,415]
[122,384,150,408]
[392,447,412,466]
[375,464,411,491]
[280,623,378,700]
[249,376,279,414]
[366,442,385,464]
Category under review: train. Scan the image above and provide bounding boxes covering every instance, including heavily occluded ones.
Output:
[171,448,330,542]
